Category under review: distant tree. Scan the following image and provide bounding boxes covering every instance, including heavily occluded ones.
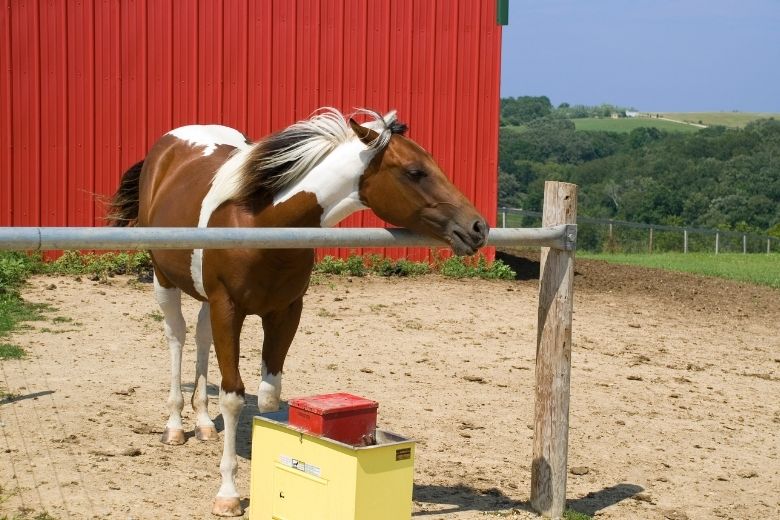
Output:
[500,96,553,125]
[498,170,523,208]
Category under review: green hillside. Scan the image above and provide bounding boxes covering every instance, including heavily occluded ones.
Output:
[660,112,780,128]
[572,117,699,133]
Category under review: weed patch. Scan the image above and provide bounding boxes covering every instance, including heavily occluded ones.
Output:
[0,344,25,360]
[438,255,515,279]
[315,254,514,279]
[45,250,153,282]
[0,293,49,338]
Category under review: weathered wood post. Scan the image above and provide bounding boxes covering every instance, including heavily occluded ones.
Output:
[715,232,719,255]
[531,181,577,519]
[743,234,747,254]
[683,229,688,253]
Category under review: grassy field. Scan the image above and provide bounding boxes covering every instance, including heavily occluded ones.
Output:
[659,112,779,128]
[579,252,780,288]
[571,117,699,133]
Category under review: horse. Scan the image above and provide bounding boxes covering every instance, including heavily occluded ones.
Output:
[107,108,488,516]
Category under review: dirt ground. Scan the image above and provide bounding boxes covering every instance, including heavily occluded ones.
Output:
[1,251,778,520]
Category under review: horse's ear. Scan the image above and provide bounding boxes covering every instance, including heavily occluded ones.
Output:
[349,118,381,147]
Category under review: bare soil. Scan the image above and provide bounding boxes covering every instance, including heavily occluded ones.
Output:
[1,252,778,520]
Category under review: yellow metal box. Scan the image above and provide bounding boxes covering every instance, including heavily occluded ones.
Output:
[250,410,415,520]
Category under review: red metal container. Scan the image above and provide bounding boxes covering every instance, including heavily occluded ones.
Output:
[288,393,378,446]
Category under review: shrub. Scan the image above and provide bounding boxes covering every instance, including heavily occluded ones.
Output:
[0,252,40,294]
[439,255,515,279]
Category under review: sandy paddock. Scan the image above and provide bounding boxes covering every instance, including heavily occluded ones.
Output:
[1,253,778,519]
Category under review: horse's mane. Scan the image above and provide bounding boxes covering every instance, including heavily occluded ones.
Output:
[234,108,407,204]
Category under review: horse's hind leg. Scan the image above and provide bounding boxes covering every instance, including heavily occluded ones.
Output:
[192,302,218,440]
[154,274,187,445]
[258,297,303,412]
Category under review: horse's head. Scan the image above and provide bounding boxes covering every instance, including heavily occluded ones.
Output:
[350,116,489,256]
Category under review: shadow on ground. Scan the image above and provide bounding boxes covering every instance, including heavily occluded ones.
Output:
[0,390,55,405]
[412,483,526,516]
[496,250,540,281]
[567,483,644,516]
[412,482,644,517]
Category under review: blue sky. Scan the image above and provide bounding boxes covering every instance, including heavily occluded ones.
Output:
[500,0,780,112]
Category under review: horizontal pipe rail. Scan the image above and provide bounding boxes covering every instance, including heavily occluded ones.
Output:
[0,225,576,252]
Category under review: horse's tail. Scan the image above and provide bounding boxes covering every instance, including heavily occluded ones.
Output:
[107,160,144,227]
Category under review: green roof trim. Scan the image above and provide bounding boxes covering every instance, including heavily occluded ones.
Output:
[497,0,509,25]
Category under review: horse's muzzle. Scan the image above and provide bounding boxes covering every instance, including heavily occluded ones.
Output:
[448,217,489,256]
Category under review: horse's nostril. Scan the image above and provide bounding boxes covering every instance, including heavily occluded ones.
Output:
[472,219,487,236]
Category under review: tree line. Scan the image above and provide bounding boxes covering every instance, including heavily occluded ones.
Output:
[498,97,780,236]
[500,95,635,126]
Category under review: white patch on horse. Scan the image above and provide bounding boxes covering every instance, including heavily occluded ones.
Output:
[153,275,187,432]
[257,361,283,412]
[189,132,254,298]
[168,125,247,157]
[217,390,245,499]
[273,138,372,227]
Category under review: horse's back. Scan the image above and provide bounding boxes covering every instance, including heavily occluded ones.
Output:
[138,125,250,228]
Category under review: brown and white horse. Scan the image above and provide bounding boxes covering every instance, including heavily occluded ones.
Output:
[108,108,488,516]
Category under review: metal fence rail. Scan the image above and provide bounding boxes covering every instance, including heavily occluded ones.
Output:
[0,225,577,252]
[500,207,777,254]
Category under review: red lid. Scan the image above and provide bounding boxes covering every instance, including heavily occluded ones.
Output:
[288,393,378,415]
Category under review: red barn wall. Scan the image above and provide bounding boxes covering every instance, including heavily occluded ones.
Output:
[1,0,502,260]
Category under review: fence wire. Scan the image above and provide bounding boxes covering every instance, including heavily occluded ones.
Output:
[499,208,778,254]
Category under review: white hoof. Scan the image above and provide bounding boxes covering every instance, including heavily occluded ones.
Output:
[161,428,186,445]
[257,392,280,413]
[195,425,219,441]
[212,496,242,517]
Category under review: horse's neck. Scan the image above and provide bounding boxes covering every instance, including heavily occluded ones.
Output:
[272,140,372,227]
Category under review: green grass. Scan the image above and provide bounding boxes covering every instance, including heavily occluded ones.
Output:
[571,117,699,133]
[0,293,49,337]
[564,509,593,520]
[580,252,780,288]
[659,112,780,128]
[0,344,26,360]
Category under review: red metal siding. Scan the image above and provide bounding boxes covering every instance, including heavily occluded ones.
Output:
[2,0,502,259]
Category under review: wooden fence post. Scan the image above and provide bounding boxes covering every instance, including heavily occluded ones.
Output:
[683,229,688,254]
[743,234,747,254]
[648,227,653,254]
[715,232,719,255]
[531,181,577,518]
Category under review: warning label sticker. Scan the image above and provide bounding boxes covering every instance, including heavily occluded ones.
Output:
[279,454,322,478]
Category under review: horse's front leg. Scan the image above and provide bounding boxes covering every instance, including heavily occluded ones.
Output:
[258,297,304,412]
[209,293,247,517]
[191,302,218,440]
[154,275,187,445]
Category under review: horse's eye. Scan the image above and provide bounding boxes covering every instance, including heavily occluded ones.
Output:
[405,169,427,181]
